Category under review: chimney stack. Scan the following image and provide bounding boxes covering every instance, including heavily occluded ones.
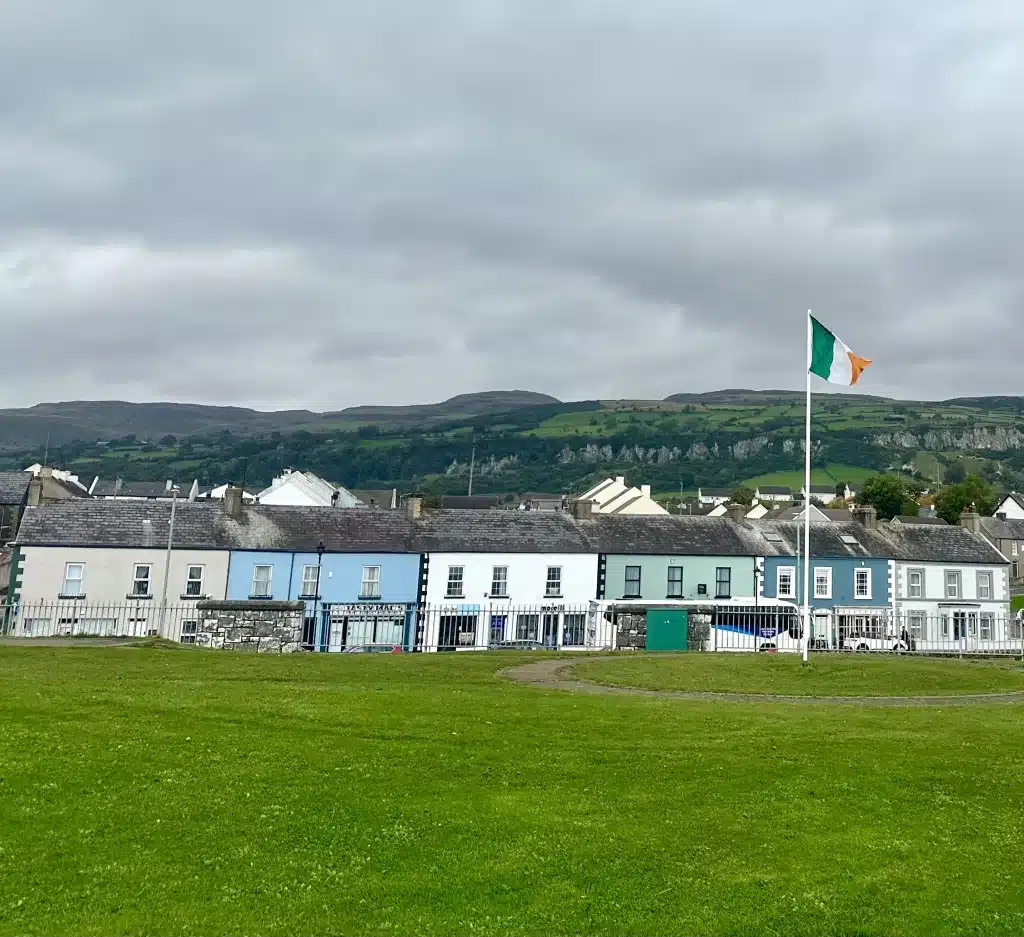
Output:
[852,504,878,530]
[571,498,595,520]
[223,484,244,518]
[958,506,981,534]
[615,476,625,486]
[27,477,43,507]
[405,496,423,521]
[725,502,746,522]
[165,479,173,492]
[640,484,651,498]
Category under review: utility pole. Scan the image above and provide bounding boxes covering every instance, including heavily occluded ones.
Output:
[159,486,181,638]
[467,437,476,496]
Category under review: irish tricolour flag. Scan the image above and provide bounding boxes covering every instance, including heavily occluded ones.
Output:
[809,315,871,386]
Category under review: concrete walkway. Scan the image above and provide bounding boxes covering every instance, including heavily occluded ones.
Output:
[499,658,1024,707]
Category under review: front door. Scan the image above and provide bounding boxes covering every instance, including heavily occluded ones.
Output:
[541,613,559,648]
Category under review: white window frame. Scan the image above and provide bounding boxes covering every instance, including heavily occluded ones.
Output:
[490,566,509,598]
[180,620,199,645]
[907,610,927,640]
[360,565,381,599]
[976,570,993,601]
[545,566,562,598]
[61,563,85,597]
[979,612,995,641]
[300,564,320,598]
[944,570,961,600]
[624,565,642,598]
[854,568,872,600]
[132,564,152,597]
[776,566,796,599]
[907,568,924,599]
[1013,542,1019,557]
[666,565,683,598]
[446,566,464,599]
[185,564,205,598]
[715,567,732,599]
[251,565,273,598]
[813,567,832,600]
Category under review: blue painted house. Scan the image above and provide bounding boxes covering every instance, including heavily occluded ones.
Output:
[757,518,893,645]
[224,506,422,650]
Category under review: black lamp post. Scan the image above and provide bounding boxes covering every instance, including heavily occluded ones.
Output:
[313,540,325,651]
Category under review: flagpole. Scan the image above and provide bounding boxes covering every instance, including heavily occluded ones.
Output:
[802,310,812,665]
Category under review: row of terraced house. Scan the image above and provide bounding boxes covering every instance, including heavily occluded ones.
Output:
[5,482,1021,654]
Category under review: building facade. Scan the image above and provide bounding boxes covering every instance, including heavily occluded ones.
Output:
[226,549,421,650]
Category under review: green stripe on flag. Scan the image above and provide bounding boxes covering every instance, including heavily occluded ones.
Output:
[809,316,835,380]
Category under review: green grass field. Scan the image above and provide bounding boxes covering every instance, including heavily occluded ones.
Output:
[741,464,877,492]
[574,653,1024,696]
[3,648,1024,936]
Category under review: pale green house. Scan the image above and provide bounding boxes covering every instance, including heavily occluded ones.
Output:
[578,514,763,601]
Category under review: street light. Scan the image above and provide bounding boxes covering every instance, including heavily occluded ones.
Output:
[312,540,325,651]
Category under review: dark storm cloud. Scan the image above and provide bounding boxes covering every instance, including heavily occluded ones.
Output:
[0,0,1021,409]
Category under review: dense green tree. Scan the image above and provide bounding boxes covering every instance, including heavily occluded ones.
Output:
[859,474,918,520]
[935,475,997,524]
[730,486,755,506]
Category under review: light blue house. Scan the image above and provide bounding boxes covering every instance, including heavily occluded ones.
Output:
[757,518,893,645]
[224,507,422,650]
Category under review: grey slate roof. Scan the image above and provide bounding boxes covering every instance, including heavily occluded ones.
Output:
[0,472,31,505]
[415,510,591,553]
[750,521,896,558]
[16,501,420,552]
[979,516,1024,541]
[14,500,1014,565]
[579,515,771,557]
[757,486,792,495]
[880,523,1008,565]
[891,515,948,526]
[350,488,396,509]
[91,479,177,498]
[440,495,514,510]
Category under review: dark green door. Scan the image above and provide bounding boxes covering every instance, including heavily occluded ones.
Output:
[646,609,688,651]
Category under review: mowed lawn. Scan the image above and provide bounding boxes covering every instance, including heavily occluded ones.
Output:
[0,649,1023,936]
[574,652,1024,697]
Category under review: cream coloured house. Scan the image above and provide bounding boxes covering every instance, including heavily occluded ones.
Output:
[577,476,668,516]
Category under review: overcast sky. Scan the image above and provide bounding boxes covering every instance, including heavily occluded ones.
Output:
[1,1,1021,411]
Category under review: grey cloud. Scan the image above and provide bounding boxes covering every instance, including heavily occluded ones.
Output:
[0,0,1021,409]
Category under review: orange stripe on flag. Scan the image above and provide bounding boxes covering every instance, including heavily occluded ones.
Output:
[847,351,872,385]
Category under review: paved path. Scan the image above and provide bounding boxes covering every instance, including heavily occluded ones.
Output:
[499,658,1024,707]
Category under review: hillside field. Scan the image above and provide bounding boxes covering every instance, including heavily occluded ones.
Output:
[2,647,1024,935]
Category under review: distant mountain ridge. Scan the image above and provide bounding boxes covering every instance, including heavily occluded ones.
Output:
[0,390,562,448]
[0,388,1022,452]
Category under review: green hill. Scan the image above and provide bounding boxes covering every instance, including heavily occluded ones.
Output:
[3,390,1023,496]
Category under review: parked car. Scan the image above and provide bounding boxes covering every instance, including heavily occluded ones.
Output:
[841,635,910,653]
[487,640,544,651]
[343,644,403,654]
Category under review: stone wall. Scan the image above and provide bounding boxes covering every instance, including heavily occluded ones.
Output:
[194,600,305,653]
